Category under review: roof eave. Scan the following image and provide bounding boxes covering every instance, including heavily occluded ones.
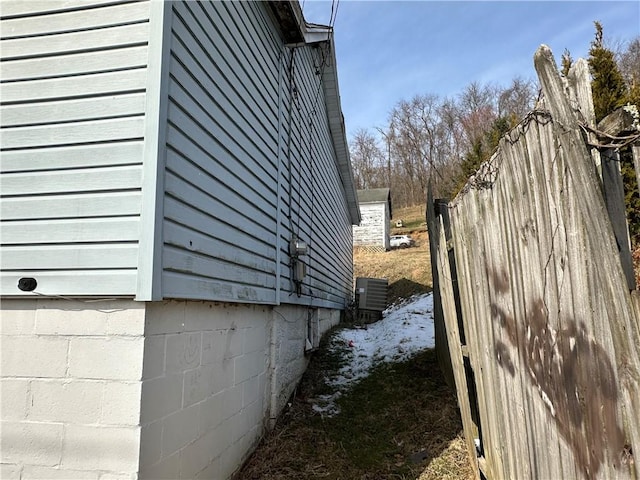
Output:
[319,33,361,225]
[267,1,305,45]
[268,2,361,225]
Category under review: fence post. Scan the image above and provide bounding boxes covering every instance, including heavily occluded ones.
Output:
[426,183,455,389]
[427,184,486,479]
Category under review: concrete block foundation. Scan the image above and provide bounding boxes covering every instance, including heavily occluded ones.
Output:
[1,298,341,479]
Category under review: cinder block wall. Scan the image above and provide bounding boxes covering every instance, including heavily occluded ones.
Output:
[138,301,272,479]
[270,305,309,419]
[138,302,340,479]
[0,299,145,479]
[318,308,341,337]
[1,300,342,480]
[270,307,340,425]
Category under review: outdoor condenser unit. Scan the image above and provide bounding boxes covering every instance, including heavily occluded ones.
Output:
[355,277,388,313]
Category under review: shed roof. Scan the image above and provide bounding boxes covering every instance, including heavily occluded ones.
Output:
[357,188,392,217]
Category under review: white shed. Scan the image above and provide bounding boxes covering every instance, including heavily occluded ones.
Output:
[0,2,360,478]
[352,188,393,250]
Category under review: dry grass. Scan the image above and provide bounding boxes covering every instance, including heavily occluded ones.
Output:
[417,435,474,480]
[235,205,474,480]
[236,349,474,480]
[354,229,432,306]
[392,204,429,231]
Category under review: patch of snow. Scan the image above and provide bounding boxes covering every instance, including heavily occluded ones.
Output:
[310,293,435,416]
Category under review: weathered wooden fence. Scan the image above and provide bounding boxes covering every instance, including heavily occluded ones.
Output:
[428,45,640,479]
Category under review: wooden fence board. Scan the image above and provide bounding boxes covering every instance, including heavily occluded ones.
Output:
[435,218,481,480]
[433,45,640,479]
[633,145,640,192]
[451,197,503,480]
[426,185,456,389]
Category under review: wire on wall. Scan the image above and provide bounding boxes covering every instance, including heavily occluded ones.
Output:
[283,0,342,301]
[285,46,298,237]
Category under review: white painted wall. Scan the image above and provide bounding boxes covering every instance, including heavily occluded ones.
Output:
[1,299,341,479]
[270,307,341,419]
[138,301,270,479]
[0,298,145,479]
[138,301,340,479]
[353,202,389,249]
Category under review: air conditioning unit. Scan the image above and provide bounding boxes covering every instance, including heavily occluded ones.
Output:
[355,277,388,312]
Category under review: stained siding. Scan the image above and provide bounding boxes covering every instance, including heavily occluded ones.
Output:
[162,1,279,303]
[162,1,354,308]
[0,0,151,296]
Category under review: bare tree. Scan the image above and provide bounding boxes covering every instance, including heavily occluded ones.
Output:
[618,36,640,100]
[457,81,498,148]
[389,94,447,206]
[368,76,548,208]
[349,128,386,190]
[498,77,537,123]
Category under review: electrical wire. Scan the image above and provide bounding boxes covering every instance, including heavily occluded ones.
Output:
[308,0,340,119]
[329,0,340,28]
[283,0,344,301]
[30,291,128,313]
[286,47,297,236]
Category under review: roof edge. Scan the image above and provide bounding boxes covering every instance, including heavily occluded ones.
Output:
[267,1,305,44]
[321,36,361,225]
[268,1,360,225]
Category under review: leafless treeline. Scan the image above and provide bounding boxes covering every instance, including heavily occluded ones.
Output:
[351,33,640,211]
[349,78,538,208]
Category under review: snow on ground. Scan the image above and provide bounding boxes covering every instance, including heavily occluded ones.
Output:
[311,293,435,416]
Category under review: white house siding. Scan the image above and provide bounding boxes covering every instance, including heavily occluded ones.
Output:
[353,202,388,249]
[161,1,354,309]
[0,0,151,296]
[0,298,145,479]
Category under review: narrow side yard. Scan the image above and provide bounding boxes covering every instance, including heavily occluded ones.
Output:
[238,209,473,479]
[236,294,474,480]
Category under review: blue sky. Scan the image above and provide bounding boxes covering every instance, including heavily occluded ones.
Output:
[301,1,640,138]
